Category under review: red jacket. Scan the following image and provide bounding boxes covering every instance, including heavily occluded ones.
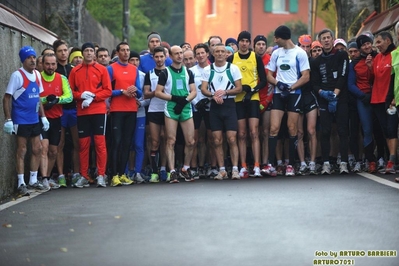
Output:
[108,62,139,112]
[354,58,374,94]
[258,53,273,113]
[69,61,112,116]
[372,50,393,104]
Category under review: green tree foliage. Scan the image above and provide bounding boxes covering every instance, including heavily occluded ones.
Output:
[86,0,173,51]
[86,0,123,37]
[157,0,185,47]
[318,0,336,31]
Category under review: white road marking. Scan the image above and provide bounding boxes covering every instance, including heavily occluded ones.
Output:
[358,172,399,189]
[0,191,45,212]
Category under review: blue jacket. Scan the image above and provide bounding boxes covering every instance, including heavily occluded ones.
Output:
[138,53,172,74]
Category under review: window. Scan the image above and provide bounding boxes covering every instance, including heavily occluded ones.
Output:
[273,0,286,12]
[264,0,298,13]
[207,0,216,15]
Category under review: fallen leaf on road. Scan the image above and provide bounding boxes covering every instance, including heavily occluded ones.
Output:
[69,229,74,232]
[88,221,92,225]
[19,212,25,215]
[2,224,12,228]
[114,216,121,219]
[60,247,68,252]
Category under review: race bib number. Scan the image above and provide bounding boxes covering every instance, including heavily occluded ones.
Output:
[176,79,184,90]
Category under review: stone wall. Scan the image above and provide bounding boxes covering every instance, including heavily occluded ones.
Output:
[0,1,119,200]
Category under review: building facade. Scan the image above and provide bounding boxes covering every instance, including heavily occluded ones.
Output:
[185,0,327,45]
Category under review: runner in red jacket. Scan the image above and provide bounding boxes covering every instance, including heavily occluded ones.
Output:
[68,42,112,188]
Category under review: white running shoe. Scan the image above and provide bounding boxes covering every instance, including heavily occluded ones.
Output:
[96,175,106,187]
[321,163,331,175]
[339,162,349,174]
[253,167,261,177]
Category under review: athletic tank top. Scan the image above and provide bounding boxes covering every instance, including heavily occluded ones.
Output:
[13,70,40,124]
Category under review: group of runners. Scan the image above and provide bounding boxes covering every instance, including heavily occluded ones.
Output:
[3,22,399,196]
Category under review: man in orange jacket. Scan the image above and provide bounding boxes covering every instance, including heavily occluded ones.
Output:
[68,42,112,188]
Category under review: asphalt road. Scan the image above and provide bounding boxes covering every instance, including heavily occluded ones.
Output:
[1,173,398,266]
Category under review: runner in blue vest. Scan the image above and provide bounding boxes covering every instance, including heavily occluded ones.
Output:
[3,46,50,196]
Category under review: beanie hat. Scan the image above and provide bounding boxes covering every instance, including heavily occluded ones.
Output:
[225,37,238,46]
[253,35,267,47]
[274,25,291,40]
[298,35,312,45]
[311,41,322,50]
[147,33,161,43]
[19,46,36,63]
[69,51,83,63]
[347,42,358,50]
[225,46,234,54]
[237,31,251,43]
[81,42,95,52]
[129,50,140,60]
[356,34,373,48]
[333,38,347,48]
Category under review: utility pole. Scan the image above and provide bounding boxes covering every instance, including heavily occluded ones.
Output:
[122,0,129,42]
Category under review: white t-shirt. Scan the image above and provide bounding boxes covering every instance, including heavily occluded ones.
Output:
[201,62,242,99]
[266,46,309,94]
[6,68,44,97]
[190,64,208,107]
[147,69,167,113]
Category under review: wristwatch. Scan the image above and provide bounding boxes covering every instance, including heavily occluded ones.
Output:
[211,92,214,97]
[121,89,124,94]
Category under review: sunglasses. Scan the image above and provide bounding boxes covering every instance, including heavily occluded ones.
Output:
[312,49,322,52]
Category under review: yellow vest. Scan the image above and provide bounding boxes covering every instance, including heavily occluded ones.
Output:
[233,51,260,102]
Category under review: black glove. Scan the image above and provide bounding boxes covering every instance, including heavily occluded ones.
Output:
[195,98,210,110]
[243,91,253,103]
[171,95,187,105]
[242,85,252,93]
[361,93,371,104]
[174,102,184,114]
[46,94,57,102]
[173,96,188,115]
[44,96,59,110]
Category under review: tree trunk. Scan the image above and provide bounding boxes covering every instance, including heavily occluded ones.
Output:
[334,0,350,39]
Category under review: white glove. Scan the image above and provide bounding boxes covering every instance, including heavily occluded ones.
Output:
[82,97,94,109]
[3,120,13,134]
[81,91,95,100]
[41,117,50,131]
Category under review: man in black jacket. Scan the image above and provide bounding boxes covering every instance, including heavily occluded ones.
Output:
[310,29,350,175]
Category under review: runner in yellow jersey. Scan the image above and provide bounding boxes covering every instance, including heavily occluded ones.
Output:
[227,31,267,178]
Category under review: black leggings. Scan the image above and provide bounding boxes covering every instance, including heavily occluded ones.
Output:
[110,112,137,176]
[319,101,349,162]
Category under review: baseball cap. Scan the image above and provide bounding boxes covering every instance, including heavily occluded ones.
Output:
[333,38,347,48]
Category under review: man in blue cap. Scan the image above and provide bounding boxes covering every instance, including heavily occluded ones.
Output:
[3,46,50,196]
